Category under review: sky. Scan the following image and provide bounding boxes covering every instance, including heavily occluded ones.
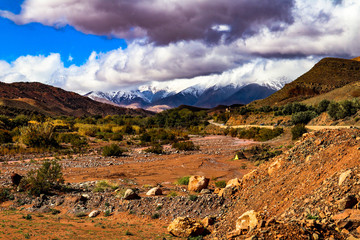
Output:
[0,0,359,93]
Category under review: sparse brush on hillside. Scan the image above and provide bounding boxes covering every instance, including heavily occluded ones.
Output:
[327,99,360,120]
[291,111,318,125]
[232,127,283,142]
[20,123,59,149]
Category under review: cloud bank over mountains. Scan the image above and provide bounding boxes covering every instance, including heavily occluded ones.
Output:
[0,0,359,93]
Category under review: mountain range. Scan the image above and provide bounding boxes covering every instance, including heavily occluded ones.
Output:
[85,81,282,111]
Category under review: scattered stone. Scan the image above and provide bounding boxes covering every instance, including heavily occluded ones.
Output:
[123,189,140,200]
[226,178,242,188]
[339,170,352,186]
[236,210,259,231]
[200,189,211,194]
[167,217,204,237]
[89,210,101,218]
[201,216,215,227]
[338,195,358,211]
[188,176,210,192]
[146,187,162,196]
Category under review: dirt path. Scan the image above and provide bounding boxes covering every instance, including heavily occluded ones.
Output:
[209,120,357,130]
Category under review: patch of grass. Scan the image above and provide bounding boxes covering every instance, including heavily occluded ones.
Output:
[215,181,226,188]
[93,180,119,192]
[189,195,198,201]
[155,205,162,211]
[104,210,111,217]
[306,214,319,220]
[176,176,190,185]
[167,191,178,197]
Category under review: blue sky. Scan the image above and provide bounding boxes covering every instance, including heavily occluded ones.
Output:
[0,0,359,93]
[0,0,127,67]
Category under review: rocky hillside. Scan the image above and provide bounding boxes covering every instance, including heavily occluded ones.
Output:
[214,128,360,239]
[253,57,360,107]
[0,82,151,117]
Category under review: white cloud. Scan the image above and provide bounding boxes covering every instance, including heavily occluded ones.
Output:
[0,0,359,94]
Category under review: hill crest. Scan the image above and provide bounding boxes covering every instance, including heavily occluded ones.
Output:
[253,57,360,106]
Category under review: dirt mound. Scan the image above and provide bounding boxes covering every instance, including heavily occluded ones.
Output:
[214,128,360,239]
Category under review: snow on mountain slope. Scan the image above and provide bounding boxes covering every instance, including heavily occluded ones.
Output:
[85,76,288,110]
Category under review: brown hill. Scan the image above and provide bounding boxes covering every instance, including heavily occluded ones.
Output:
[252,57,360,107]
[0,82,151,117]
[214,128,360,239]
[353,56,360,61]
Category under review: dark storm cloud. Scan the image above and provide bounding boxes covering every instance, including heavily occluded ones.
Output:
[4,0,295,44]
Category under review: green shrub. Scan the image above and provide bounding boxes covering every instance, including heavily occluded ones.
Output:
[23,214,32,220]
[20,123,58,148]
[172,141,199,151]
[20,159,64,196]
[215,180,226,188]
[237,127,283,142]
[125,230,133,236]
[291,111,317,125]
[104,210,111,217]
[110,132,123,141]
[145,144,163,154]
[176,176,190,185]
[291,124,307,140]
[151,213,160,219]
[57,133,88,150]
[317,99,330,113]
[102,144,125,157]
[0,188,13,203]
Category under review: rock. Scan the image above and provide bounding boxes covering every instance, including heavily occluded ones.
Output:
[39,206,52,213]
[123,189,140,200]
[11,173,23,186]
[146,187,162,196]
[200,189,211,194]
[268,160,282,175]
[201,217,215,227]
[88,210,101,218]
[339,170,352,186]
[338,195,358,211]
[218,187,234,198]
[167,217,204,237]
[226,178,241,188]
[188,176,210,192]
[236,210,259,231]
